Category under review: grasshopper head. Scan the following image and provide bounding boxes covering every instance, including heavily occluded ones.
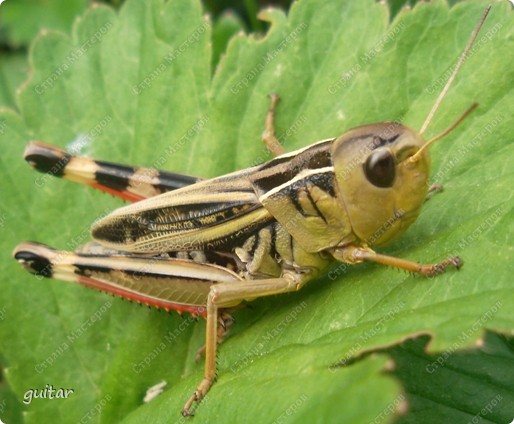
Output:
[333,123,430,246]
[328,5,489,249]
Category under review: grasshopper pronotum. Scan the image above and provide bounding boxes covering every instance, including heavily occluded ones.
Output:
[14,6,491,416]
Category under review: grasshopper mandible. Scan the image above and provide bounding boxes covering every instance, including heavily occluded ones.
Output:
[14,6,491,416]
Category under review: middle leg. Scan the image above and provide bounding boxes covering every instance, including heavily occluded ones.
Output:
[262,94,286,157]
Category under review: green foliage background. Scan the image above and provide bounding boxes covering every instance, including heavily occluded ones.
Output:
[0,0,513,423]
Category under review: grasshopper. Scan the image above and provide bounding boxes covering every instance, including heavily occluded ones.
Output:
[14,6,491,416]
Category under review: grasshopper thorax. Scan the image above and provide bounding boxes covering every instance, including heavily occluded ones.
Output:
[333,123,429,247]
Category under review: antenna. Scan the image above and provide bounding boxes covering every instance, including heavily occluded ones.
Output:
[409,103,477,163]
[419,5,491,136]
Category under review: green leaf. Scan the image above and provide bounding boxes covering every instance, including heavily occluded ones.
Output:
[0,0,512,423]
[0,0,89,47]
[0,52,29,109]
[390,332,514,423]
[211,12,245,72]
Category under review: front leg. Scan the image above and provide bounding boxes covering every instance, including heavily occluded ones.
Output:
[425,183,444,202]
[181,271,310,416]
[331,244,462,277]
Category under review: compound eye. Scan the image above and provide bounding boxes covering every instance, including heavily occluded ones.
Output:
[364,149,396,188]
